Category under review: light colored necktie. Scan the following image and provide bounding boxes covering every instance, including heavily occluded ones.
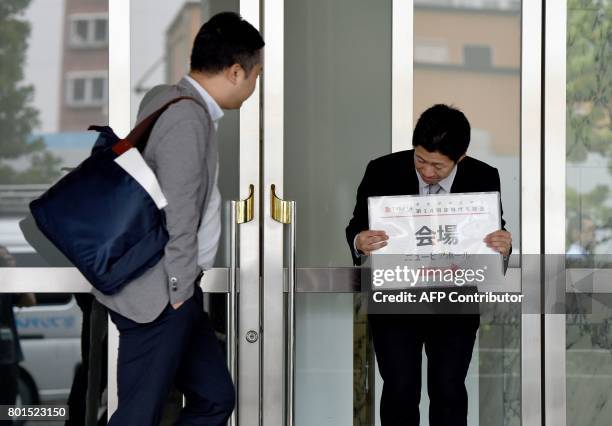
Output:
[427,183,442,194]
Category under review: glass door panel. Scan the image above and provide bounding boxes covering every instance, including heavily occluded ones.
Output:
[129,0,241,350]
[0,0,109,267]
[282,0,392,424]
[0,0,110,422]
[118,1,261,423]
[412,1,524,424]
[414,0,522,252]
[268,0,534,424]
[565,1,612,425]
[128,1,261,424]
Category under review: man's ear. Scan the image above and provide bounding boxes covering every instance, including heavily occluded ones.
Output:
[457,153,467,163]
[225,63,244,85]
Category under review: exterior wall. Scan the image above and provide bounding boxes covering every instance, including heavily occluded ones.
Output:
[414,6,520,156]
[415,9,520,68]
[414,68,520,156]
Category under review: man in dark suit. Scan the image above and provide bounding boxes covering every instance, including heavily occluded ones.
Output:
[346,104,512,426]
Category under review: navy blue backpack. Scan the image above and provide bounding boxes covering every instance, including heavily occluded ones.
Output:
[29,96,196,295]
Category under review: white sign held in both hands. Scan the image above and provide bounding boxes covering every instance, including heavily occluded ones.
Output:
[367,192,504,289]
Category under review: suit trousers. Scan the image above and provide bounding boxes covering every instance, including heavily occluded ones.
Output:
[107,285,235,426]
[369,314,479,426]
[0,363,18,406]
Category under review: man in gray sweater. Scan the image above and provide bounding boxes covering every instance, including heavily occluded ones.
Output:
[93,13,263,425]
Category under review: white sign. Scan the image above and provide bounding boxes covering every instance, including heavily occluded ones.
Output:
[367,192,504,288]
[368,192,501,255]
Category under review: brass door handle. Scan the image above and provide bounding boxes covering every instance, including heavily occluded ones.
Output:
[235,184,255,224]
[271,184,293,224]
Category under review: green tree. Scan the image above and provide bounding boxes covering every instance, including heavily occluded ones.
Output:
[0,0,61,184]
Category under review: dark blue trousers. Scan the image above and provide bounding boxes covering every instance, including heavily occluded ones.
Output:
[107,286,235,426]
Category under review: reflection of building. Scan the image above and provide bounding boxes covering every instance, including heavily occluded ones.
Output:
[165,0,239,84]
[414,0,520,156]
[59,0,109,131]
[166,1,202,84]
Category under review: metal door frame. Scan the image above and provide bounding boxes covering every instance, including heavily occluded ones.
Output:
[0,0,571,425]
[543,0,567,425]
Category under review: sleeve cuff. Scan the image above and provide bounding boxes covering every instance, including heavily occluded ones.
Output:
[353,234,362,259]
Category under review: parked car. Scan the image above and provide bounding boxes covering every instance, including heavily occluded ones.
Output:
[13,293,82,404]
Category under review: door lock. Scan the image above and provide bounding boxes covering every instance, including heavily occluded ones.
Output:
[245,330,259,343]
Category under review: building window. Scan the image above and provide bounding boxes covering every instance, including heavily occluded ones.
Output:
[69,14,108,47]
[463,44,493,69]
[415,38,450,64]
[65,72,108,107]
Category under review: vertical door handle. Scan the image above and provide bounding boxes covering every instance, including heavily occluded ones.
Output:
[271,184,296,426]
[228,184,255,426]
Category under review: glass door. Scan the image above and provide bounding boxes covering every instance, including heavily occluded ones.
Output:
[261,0,542,425]
[1,1,261,425]
[124,0,261,424]
[262,0,394,424]
[545,1,612,425]
[0,0,111,423]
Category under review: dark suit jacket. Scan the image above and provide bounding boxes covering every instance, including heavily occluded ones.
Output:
[346,149,509,266]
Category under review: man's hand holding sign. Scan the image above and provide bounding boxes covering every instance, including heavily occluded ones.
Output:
[356,228,511,257]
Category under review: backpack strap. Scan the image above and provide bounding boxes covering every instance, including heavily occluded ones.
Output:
[112,96,205,155]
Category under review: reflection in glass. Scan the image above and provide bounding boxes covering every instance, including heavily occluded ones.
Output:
[128,6,238,421]
[284,0,391,424]
[284,0,392,268]
[414,2,522,424]
[1,292,107,425]
[479,303,521,425]
[0,293,32,412]
[92,78,105,102]
[73,78,86,102]
[414,0,521,252]
[0,0,108,267]
[567,294,612,425]
[566,1,612,424]
[74,20,88,43]
[94,19,108,43]
[131,0,239,269]
[566,0,612,258]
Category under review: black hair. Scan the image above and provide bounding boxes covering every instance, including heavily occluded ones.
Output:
[412,104,471,162]
[190,12,264,75]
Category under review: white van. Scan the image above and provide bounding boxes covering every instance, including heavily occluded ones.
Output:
[2,217,83,406]
[13,293,83,404]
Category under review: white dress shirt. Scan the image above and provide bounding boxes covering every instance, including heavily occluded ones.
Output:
[185,75,224,270]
